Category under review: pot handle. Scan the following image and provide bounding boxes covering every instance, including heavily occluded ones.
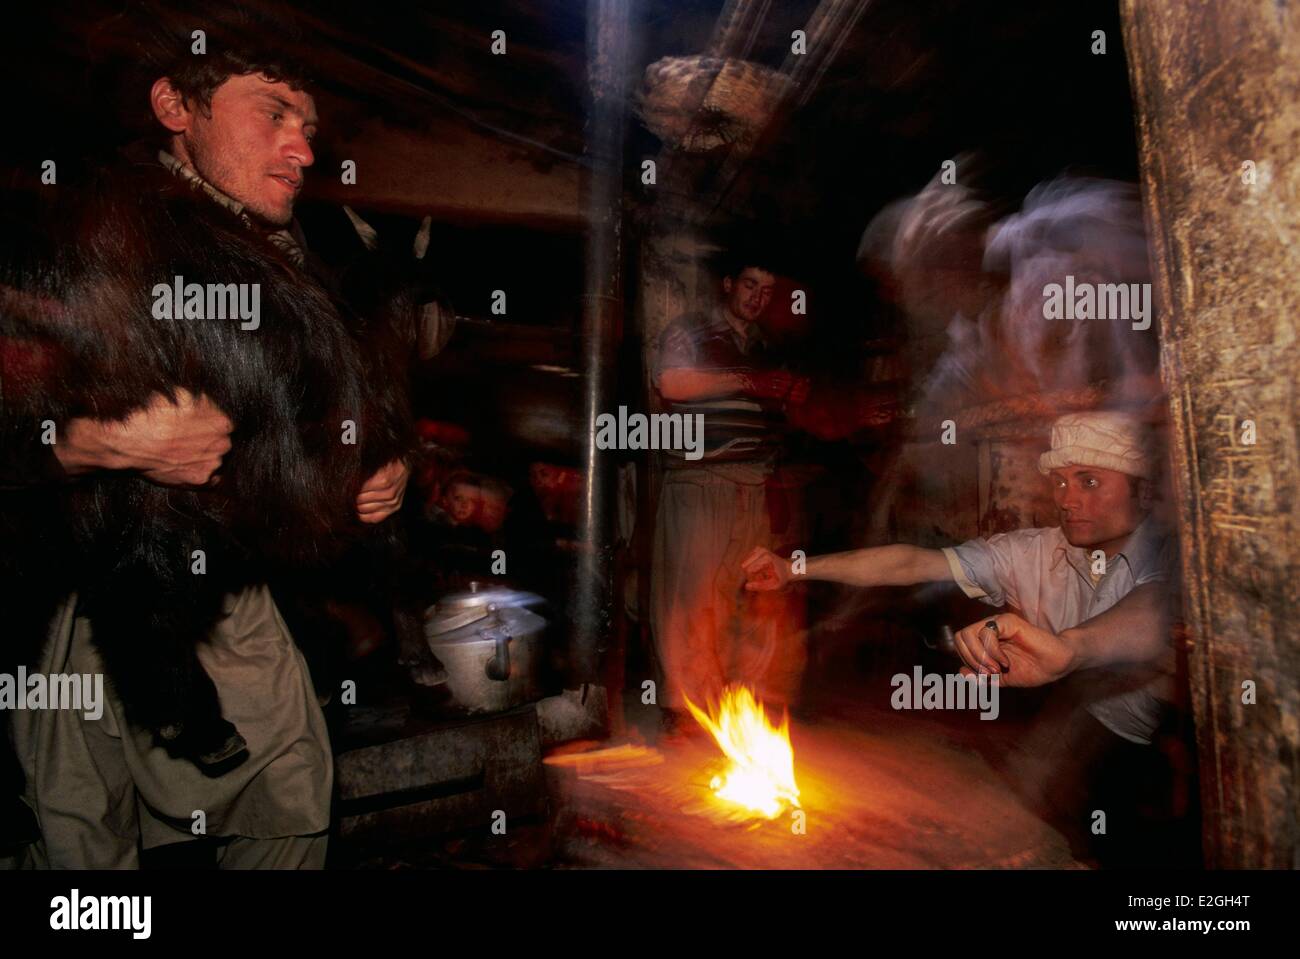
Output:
[484,629,511,682]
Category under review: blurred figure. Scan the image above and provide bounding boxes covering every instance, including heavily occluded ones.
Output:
[857,154,1001,417]
[858,160,1161,415]
[529,461,582,527]
[650,252,812,727]
[984,176,1160,404]
[744,409,1197,866]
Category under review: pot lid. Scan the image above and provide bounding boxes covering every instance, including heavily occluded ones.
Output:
[435,581,544,611]
[424,582,545,636]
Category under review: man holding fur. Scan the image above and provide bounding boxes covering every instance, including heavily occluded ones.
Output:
[1,19,406,869]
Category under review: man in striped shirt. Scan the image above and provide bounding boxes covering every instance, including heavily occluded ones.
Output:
[650,257,811,729]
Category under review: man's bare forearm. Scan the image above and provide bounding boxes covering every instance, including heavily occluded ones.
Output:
[657,368,748,402]
[52,417,120,474]
[803,544,951,588]
[1059,581,1171,670]
[48,392,233,485]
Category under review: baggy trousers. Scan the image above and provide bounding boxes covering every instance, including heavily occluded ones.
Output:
[2,586,332,869]
[650,462,807,712]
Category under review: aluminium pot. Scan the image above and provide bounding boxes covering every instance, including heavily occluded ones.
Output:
[423,582,546,716]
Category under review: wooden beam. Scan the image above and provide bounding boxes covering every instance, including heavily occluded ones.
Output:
[701,0,875,221]
[309,118,583,227]
[1121,0,1300,869]
[708,0,772,59]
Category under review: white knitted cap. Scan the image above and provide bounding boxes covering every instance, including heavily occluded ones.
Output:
[1038,411,1154,479]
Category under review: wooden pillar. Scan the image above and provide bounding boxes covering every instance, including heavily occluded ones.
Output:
[571,0,632,687]
[1121,0,1300,868]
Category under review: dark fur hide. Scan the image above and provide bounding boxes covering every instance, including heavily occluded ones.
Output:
[0,156,416,773]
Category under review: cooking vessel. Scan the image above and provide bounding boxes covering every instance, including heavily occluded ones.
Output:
[423,582,546,715]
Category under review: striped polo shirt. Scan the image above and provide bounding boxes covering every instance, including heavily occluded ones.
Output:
[652,306,786,465]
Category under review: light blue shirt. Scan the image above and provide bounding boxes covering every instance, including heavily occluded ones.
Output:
[942,517,1177,743]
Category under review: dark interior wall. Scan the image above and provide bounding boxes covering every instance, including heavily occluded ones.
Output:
[630,0,1140,308]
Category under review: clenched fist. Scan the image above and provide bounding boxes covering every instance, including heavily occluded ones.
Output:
[742,546,794,591]
[954,612,1077,687]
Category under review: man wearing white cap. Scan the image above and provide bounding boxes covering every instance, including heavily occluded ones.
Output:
[744,410,1174,702]
[743,409,1189,862]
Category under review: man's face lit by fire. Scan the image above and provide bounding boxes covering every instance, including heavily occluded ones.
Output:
[722,267,775,324]
[1049,465,1148,554]
[152,73,317,226]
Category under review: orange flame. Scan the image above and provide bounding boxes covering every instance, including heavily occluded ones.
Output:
[685,685,801,820]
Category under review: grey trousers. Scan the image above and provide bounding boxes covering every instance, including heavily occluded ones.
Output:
[650,462,808,711]
[3,587,333,870]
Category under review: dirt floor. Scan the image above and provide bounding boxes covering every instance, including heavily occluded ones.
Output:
[339,686,1084,869]
[543,702,1080,869]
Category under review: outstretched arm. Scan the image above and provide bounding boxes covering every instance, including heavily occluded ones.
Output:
[743,543,952,591]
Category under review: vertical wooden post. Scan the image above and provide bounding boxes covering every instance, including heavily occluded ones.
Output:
[572,0,632,691]
[1121,0,1300,868]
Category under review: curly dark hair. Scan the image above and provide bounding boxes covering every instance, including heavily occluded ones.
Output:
[92,2,315,140]
[153,8,314,116]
